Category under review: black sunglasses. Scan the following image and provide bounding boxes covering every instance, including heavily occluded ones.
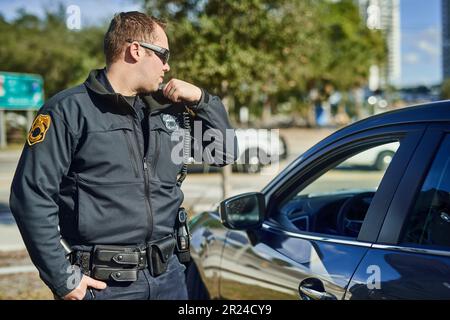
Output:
[126,39,170,64]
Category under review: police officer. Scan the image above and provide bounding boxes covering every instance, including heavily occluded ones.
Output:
[10,11,237,300]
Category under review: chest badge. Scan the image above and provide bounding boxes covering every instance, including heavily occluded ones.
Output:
[162,114,179,131]
[27,114,51,146]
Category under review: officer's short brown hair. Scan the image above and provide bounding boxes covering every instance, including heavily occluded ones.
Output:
[104,11,166,65]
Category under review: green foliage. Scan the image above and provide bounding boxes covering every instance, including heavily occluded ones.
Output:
[0,0,386,118]
[0,8,105,98]
[143,0,386,116]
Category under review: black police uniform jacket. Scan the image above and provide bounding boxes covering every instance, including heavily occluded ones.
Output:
[9,69,238,297]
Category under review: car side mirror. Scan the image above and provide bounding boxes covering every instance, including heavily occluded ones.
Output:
[219,192,265,230]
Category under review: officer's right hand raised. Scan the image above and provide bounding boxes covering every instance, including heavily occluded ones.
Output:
[63,275,107,300]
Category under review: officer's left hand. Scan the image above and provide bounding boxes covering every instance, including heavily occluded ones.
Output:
[163,79,202,104]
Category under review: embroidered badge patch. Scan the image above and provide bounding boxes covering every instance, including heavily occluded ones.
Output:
[162,114,179,131]
[27,114,51,146]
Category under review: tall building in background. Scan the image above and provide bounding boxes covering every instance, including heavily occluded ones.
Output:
[443,0,450,79]
[358,0,402,89]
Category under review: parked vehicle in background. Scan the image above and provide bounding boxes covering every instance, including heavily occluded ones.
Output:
[189,128,288,174]
[338,142,399,171]
[233,128,288,173]
[186,101,450,300]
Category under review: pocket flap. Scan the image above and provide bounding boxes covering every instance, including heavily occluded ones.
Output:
[150,235,177,263]
[94,245,139,265]
[92,267,138,282]
[108,121,133,131]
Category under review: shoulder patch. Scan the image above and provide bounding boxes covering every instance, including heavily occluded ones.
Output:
[27,114,51,146]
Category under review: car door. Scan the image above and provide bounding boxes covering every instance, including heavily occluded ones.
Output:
[219,124,426,300]
[189,211,229,299]
[346,124,450,299]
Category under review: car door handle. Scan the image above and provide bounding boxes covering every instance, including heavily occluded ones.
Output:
[440,211,450,223]
[299,285,337,300]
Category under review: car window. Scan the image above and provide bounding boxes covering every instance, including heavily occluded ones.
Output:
[274,141,400,239]
[401,135,450,250]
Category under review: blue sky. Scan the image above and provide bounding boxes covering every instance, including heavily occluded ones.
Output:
[401,0,441,86]
[0,0,443,87]
[0,0,142,26]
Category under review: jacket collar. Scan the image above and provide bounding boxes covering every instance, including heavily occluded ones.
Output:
[84,68,181,114]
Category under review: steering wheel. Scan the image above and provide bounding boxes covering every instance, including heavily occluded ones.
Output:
[336,192,375,237]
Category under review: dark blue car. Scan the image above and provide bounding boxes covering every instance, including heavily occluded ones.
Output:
[186,101,450,300]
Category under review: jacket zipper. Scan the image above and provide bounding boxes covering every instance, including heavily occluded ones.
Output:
[143,157,153,241]
[123,130,139,178]
[121,94,154,242]
[129,116,153,242]
[73,173,80,230]
[151,130,161,173]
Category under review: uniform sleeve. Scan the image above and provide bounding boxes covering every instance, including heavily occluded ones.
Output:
[189,89,238,167]
[9,108,80,298]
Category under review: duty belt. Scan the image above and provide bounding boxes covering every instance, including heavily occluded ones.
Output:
[70,234,177,281]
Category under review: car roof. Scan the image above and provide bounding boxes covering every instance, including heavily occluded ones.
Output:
[316,100,450,152]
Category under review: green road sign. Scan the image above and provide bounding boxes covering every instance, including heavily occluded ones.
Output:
[0,71,44,110]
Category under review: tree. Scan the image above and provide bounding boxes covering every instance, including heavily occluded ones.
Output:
[142,0,385,123]
[0,8,105,98]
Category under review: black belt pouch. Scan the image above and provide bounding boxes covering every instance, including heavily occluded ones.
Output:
[147,235,177,277]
